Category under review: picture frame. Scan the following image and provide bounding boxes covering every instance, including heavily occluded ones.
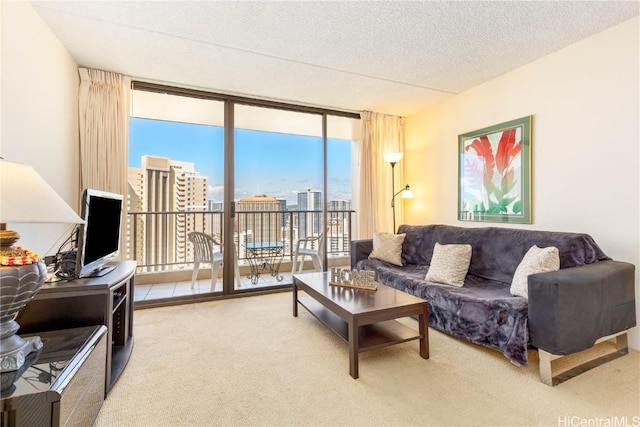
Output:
[458,116,532,224]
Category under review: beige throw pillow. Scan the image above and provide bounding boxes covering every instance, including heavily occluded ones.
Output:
[368,232,406,266]
[425,242,472,287]
[510,245,560,298]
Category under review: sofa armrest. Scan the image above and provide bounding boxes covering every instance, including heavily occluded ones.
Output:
[350,239,373,269]
[528,260,636,355]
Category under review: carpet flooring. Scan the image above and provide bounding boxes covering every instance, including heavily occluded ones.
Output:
[95,292,640,426]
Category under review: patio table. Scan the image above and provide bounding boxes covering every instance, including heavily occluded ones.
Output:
[243,242,285,285]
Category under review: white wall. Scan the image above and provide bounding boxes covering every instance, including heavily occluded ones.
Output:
[1,1,80,256]
[404,17,640,350]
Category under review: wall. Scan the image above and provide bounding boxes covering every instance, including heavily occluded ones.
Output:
[404,17,640,350]
[1,1,80,256]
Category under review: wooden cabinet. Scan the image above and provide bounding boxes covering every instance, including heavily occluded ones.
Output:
[16,261,136,396]
[0,326,107,427]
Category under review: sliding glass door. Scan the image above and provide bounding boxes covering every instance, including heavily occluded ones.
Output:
[129,83,359,303]
[233,104,323,289]
[129,90,227,299]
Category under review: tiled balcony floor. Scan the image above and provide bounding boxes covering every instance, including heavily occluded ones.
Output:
[134,269,308,302]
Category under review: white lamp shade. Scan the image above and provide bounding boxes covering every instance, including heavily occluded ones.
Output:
[384,152,403,164]
[402,188,414,199]
[0,159,84,224]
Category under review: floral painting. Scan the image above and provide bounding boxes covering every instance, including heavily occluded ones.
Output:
[458,116,532,224]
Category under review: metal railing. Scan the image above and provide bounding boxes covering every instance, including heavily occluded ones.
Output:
[126,209,355,273]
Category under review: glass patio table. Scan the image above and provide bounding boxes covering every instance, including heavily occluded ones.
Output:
[243,242,285,285]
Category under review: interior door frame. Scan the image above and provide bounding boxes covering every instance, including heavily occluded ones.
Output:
[222,100,236,294]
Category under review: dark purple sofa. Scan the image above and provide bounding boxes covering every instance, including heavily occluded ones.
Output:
[351,224,636,368]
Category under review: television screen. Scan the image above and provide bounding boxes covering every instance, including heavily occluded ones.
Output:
[75,189,123,278]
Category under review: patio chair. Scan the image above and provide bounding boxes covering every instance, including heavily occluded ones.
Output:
[188,232,242,291]
[291,232,324,274]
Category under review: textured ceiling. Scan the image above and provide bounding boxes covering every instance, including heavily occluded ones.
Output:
[31,1,639,117]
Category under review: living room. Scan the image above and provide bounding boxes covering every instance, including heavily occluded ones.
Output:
[1,1,639,426]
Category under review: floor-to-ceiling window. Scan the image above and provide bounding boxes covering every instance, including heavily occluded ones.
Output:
[128,83,359,305]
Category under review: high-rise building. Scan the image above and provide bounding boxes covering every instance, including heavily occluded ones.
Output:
[328,200,352,211]
[208,200,223,237]
[171,159,209,262]
[127,155,208,270]
[297,189,322,239]
[277,199,288,227]
[127,167,144,262]
[236,195,282,250]
[209,201,223,211]
[328,199,353,254]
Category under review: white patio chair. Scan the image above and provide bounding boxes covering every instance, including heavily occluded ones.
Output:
[291,232,324,274]
[188,232,242,291]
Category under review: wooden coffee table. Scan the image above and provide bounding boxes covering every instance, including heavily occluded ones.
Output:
[293,272,429,378]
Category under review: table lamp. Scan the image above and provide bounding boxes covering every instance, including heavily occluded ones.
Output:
[0,159,84,373]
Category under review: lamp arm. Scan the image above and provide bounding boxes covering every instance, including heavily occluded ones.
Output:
[392,188,405,199]
[391,188,403,208]
[393,184,411,199]
[391,184,412,209]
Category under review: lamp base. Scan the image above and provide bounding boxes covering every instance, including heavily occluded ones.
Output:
[0,326,42,372]
[0,262,47,373]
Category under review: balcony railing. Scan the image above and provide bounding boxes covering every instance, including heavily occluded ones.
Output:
[126,210,355,273]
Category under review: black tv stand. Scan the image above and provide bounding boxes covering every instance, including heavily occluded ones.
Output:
[16,261,136,396]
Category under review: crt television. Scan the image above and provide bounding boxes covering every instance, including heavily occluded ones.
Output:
[75,188,123,278]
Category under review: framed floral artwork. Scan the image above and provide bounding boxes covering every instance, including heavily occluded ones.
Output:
[458,116,532,224]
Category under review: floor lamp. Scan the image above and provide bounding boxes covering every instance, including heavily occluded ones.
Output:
[385,152,413,232]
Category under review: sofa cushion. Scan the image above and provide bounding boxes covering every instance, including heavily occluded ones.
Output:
[368,232,405,266]
[510,245,560,298]
[425,243,472,287]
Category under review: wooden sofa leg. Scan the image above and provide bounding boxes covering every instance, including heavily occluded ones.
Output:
[538,332,629,387]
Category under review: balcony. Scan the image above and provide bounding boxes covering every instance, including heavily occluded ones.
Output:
[127,209,355,303]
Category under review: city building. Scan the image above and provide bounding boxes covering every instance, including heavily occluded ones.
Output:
[297,189,322,239]
[328,199,353,253]
[127,155,208,270]
[236,194,282,251]
[126,167,144,262]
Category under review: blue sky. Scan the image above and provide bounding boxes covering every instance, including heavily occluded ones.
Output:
[129,118,352,204]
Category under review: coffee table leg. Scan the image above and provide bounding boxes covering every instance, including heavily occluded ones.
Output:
[419,303,429,359]
[292,280,298,317]
[348,320,359,379]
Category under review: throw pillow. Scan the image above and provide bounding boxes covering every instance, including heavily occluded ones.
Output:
[510,245,560,298]
[425,242,472,287]
[368,232,406,266]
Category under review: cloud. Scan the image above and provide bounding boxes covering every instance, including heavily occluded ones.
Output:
[209,185,224,194]
[330,176,351,184]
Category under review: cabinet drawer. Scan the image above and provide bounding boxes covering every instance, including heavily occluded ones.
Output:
[58,331,106,426]
[0,326,107,427]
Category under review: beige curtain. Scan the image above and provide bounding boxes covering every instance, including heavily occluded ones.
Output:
[78,68,131,257]
[358,111,406,238]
